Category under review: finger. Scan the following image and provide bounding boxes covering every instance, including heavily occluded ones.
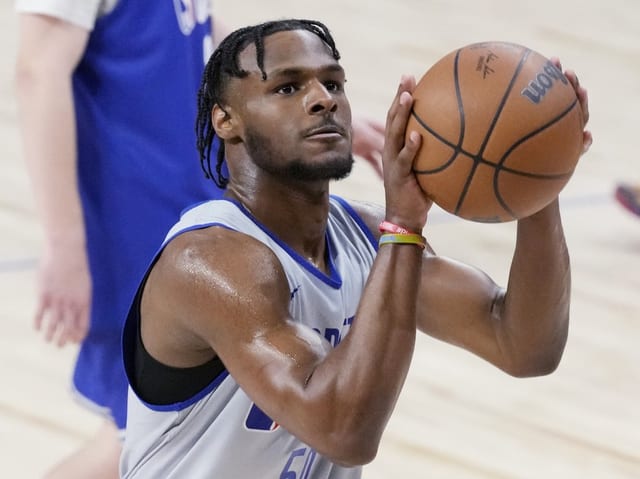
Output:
[577,86,589,124]
[33,298,47,331]
[582,130,593,154]
[364,155,383,178]
[563,69,589,125]
[387,91,415,153]
[385,76,411,129]
[549,56,563,72]
[71,305,90,343]
[369,132,384,155]
[44,304,63,343]
[402,74,416,93]
[56,318,70,347]
[368,121,386,135]
[385,75,416,127]
[398,130,421,167]
[564,69,579,90]
[57,304,79,347]
[357,117,385,135]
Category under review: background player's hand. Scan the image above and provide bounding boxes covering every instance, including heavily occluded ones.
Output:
[382,75,432,233]
[351,116,385,178]
[34,238,91,347]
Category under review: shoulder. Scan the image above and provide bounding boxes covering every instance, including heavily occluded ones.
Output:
[150,226,291,318]
[159,226,286,287]
[144,225,292,355]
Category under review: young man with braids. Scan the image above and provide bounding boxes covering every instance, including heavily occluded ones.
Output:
[120,18,591,478]
[14,3,386,478]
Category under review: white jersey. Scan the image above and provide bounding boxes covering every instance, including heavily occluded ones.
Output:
[15,0,119,30]
[121,196,378,479]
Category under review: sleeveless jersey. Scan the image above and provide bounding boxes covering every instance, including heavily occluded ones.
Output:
[121,196,378,478]
[16,0,219,429]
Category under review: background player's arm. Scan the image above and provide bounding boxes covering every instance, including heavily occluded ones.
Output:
[14,14,91,346]
[353,200,570,377]
[143,224,423,467]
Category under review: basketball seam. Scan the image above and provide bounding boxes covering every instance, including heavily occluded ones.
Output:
[456,48,531,217]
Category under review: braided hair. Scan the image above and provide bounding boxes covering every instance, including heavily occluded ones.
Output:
[195,19,341,189]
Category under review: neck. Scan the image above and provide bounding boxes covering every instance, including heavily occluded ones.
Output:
[225,173,331,269]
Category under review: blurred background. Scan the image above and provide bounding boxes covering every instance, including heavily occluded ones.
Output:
[1,1,638,477]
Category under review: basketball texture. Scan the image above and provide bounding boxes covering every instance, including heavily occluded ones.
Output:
[407,41,584,222]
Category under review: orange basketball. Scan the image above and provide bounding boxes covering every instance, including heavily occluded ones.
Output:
[407,41,584,222]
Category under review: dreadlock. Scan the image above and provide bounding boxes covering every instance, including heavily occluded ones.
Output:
[195,19,341,189]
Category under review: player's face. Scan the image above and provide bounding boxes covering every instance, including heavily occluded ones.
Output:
[230,29,354,181]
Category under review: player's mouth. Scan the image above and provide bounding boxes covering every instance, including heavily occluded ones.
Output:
[303,123,347,140]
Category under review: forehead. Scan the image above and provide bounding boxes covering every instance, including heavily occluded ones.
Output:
[238,29,339,74]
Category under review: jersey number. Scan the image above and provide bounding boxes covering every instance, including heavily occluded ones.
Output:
[280,447,317,479]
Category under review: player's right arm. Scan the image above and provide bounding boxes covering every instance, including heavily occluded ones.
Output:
[15,14,91,346]
[140,76,428,468]
[143,220,420,468]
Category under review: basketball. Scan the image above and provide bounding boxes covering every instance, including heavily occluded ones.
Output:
[407,41,584,222]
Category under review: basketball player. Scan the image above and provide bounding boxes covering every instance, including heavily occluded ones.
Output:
[119,18,591,478]
[14,3,385,479]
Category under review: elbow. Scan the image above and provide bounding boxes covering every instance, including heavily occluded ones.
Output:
[310,409,384,467]
[499,329,569,378]
[320,433,380,467]
[14,53,65,98]
[503,339,567,378]
[14,57,40,98]
[505,352,563,378]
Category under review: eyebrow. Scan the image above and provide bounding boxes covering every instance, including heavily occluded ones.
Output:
[265,64,345,80]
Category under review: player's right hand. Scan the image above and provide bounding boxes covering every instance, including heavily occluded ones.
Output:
[382,74,432,233]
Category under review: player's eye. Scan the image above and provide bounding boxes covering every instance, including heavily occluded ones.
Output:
[276,84,297,95]
[324,81,342,92]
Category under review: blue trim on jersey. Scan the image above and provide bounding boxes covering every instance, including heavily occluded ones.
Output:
[330,195,379,251]
[179,198,216,217]
[165,221,235,245]
[230,199,343,289]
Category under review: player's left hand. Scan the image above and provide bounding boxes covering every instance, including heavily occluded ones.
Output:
[551,58,592,156]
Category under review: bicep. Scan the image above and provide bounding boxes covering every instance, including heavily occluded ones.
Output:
[160,229,332,418]
[196,246,330,390]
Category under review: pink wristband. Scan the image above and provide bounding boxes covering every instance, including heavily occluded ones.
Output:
[379,220,415,235]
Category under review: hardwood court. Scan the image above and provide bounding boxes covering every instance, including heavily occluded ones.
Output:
[1,1,638,478]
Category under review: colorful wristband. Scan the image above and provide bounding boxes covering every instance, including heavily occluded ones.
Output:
[378,233,426,249]
[379,220,416,235]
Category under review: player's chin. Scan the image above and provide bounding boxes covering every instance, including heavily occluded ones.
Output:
[291,152,354,182]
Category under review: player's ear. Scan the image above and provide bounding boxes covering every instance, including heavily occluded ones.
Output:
[212,104,240,140]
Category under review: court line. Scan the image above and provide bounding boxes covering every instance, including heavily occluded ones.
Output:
[0,192,615,273]
[0,400,90,441]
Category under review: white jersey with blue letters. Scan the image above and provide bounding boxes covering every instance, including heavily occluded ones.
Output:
[121,196,378,478]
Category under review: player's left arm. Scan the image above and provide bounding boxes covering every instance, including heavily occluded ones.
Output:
[414,62,592,376]
[351,69,590,377]
[352,199,570,377]
[416,200,572,378]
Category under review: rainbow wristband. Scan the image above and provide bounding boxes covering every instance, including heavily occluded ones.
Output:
[378,233,426,249]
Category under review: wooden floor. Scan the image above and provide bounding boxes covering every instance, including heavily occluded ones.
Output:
[1,1,639,478]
